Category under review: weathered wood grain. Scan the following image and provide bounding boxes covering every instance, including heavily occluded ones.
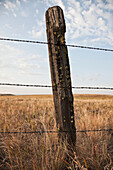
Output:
[46,6,76,145]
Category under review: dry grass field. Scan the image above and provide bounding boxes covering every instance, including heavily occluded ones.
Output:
[0,94,113,170]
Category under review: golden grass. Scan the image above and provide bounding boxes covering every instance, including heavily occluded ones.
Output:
[0,94,113,169]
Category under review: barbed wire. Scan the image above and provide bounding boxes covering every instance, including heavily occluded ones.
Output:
[0,37,113,52]
[0,128,112,134]
[0,83,113,90]
[0,83,52,88]
[0,39,112,136]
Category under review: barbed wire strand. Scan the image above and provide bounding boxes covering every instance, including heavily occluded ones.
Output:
[0,38,113,52]
[0,39,112,135]
[0,129,113,134]
[0,83,113,90]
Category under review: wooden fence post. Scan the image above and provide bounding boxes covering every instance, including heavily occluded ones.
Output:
[46,6,76,145]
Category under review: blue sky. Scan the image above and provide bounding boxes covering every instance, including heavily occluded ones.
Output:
[0,0,113,95]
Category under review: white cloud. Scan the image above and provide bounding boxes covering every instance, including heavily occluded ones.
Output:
[28,17,44,38]
[30,28,44,38]
[0,42,23,70]
[4,24,12,29]
[16,0,20,6]
[21,11,28,17]
[65,0,113,46]
[14,54,41,71]
[72,73,100,85]
[0,73,8,79]
[44,0,65,13]
[4,0,20,10]
[36,9,39,15]
[44,0,113,46]
[0,42,45,84]
[86,73,100,82]
[4,1,17,10]
[2,11,9,16]
[97,0,113,11]
[4,0,20,17]
[22,0,28,2]
[36,20,44,27]
[0,43,21,57]
[31,54,40,59]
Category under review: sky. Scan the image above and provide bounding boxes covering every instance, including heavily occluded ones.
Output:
[0,0,113,95]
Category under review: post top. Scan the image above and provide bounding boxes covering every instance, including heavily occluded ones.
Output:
[45,6,66,33]
[46,5,63,11]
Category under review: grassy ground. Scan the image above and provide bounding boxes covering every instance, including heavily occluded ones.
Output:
[0,94,113,170]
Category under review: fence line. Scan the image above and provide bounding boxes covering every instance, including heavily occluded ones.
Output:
[0,37,113,52]
[0,83,113,91]
[0,37,113,136]
[0,128,113,134]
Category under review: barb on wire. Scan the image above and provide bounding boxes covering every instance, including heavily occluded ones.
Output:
[0,37,113,52]
[0,83,113,91]
[0,128,113,134]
